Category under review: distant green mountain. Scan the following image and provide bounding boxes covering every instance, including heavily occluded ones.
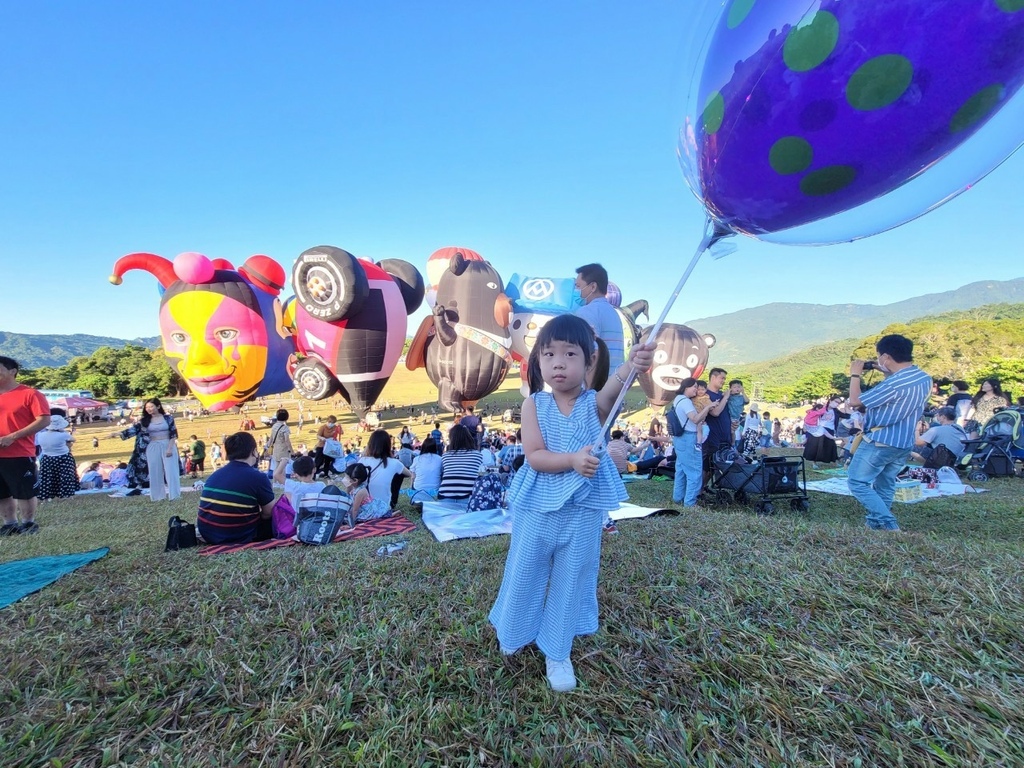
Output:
[727,302,1024,404]
[0,332,161,370]
[687,277,1024,365]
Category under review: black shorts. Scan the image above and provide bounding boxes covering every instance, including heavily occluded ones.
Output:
[0,456,39,500]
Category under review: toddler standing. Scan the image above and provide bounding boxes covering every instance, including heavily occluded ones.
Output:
[489,314,653,692]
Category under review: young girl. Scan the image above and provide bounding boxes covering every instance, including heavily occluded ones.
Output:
[340,463,393,527]
[489,314,653,692]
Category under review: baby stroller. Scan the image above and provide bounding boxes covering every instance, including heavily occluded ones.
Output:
[958,406,1024,481]
[709,447,809,515]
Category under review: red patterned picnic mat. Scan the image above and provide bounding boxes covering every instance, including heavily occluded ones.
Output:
[198,514,416,556]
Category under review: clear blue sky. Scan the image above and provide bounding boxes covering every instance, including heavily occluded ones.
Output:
[2,1,1021,339]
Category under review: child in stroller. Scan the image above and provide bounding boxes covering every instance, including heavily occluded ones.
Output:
[957,406,1024,481]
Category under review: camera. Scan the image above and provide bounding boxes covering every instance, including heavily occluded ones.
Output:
[861,361,878,372]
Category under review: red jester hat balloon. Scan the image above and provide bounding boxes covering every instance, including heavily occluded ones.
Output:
[287,246,424,417]
[109,252,295,411]
[407,252,513,412]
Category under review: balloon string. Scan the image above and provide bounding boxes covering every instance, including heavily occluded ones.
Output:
[592,218,731,452]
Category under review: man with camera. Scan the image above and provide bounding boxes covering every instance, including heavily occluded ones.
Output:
[846,334,932,531]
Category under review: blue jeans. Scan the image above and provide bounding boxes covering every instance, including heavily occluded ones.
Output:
[672,432,702,506]
[847,441,909,530]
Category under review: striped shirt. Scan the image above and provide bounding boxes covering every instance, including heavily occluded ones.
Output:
[438,450,483,499]
[860,365,932,451]
[197,461,275,544]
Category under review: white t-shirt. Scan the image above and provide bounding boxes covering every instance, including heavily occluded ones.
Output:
[284,478,326,511]
[674,396,698,433]
[410,453,442,490]
[358,457,407,503]
[37,430,74,456]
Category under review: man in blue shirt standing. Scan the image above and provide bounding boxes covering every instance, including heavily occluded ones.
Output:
[574,264,624,368]
[847,334,932,531]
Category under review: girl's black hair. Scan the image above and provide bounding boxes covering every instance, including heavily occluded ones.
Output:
[276,409,289,422]
[141,398,166,429]
[344,462,369,484]
[447,424,477,452]
[973,378,1006,406]
[365,429,392,465]
[525,314,609,395]
[419,437,439,455]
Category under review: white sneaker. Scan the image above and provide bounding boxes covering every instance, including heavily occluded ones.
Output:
[545,656,576,692]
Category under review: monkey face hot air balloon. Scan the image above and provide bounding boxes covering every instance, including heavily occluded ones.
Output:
[288,246,424,416]
[109,252,294,412]
[407,253,513,412]
[637,323,717,406]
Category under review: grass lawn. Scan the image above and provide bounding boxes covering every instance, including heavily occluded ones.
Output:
[2,371,1023,766]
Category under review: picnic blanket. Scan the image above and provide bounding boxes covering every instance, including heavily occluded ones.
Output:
[421,500,678,542]
[805,478,986,503]
[0,547,110,609]
[198,514,416,556]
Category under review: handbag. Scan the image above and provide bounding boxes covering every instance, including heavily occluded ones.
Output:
[323,438,344,459]
[165,516,198,551]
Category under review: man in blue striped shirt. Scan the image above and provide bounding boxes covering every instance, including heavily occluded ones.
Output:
[847,334,932,531]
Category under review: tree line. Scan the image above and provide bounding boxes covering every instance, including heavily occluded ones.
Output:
[17,345,187,400]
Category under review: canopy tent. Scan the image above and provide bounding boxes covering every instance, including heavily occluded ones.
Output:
[50,396,111,421]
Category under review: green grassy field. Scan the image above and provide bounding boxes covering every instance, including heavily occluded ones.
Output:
[2,370,1022,766]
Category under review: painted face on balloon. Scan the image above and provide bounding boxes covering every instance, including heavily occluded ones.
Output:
[160,290,269,410]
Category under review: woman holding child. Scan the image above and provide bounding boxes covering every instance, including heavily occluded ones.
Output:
[670,378,713,507]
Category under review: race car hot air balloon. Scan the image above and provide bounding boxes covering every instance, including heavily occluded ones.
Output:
[287,245,424,416]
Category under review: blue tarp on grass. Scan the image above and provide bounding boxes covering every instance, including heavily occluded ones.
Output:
[0,547,109,609]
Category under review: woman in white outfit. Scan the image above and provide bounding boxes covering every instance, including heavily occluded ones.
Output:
[112,398,180,501]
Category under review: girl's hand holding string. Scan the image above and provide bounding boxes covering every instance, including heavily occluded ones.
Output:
[572,446,600,478]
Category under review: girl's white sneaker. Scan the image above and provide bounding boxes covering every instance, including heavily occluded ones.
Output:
[545,657,576,692]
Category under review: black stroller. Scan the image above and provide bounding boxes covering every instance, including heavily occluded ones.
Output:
[709,448,809,515]
[958,406,1024,481]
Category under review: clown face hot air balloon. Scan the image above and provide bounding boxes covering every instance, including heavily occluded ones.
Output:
[109,252,295,412]
[287,245,424,416]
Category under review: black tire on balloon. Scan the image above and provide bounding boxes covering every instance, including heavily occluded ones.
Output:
[292,358,339,401]
[293,246,368,322]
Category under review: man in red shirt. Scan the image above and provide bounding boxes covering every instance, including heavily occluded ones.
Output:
[0,356,51,535]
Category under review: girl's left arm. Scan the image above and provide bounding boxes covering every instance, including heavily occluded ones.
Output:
[596,343,654,422]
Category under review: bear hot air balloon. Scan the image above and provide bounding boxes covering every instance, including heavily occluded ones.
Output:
[109,252,295,412]
[287,245,424,416]
[636,323,717,407]
[406,252,513,412]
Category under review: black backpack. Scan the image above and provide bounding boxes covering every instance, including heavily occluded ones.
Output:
[665,398,685,437]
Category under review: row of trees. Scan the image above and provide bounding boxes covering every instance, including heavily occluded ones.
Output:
[17,346,187,400]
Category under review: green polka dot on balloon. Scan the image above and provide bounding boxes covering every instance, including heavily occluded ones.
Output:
[702,91,725,135]
[846,55,913,110]
[783,11,839,72]
[996,0,1024,12]
[951,84,1005,132]
[727,0,756,29]
[800,165,857,196]
[769,136,813,175]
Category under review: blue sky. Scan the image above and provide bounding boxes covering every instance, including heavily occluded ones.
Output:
[2,1,1022,340]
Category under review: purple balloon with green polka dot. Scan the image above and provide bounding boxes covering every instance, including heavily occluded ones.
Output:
[687,0,1024,237]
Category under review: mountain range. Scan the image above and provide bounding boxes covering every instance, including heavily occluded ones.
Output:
[685,277,1024,364]
[0,333,161,370]
[2,277,1023,370]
